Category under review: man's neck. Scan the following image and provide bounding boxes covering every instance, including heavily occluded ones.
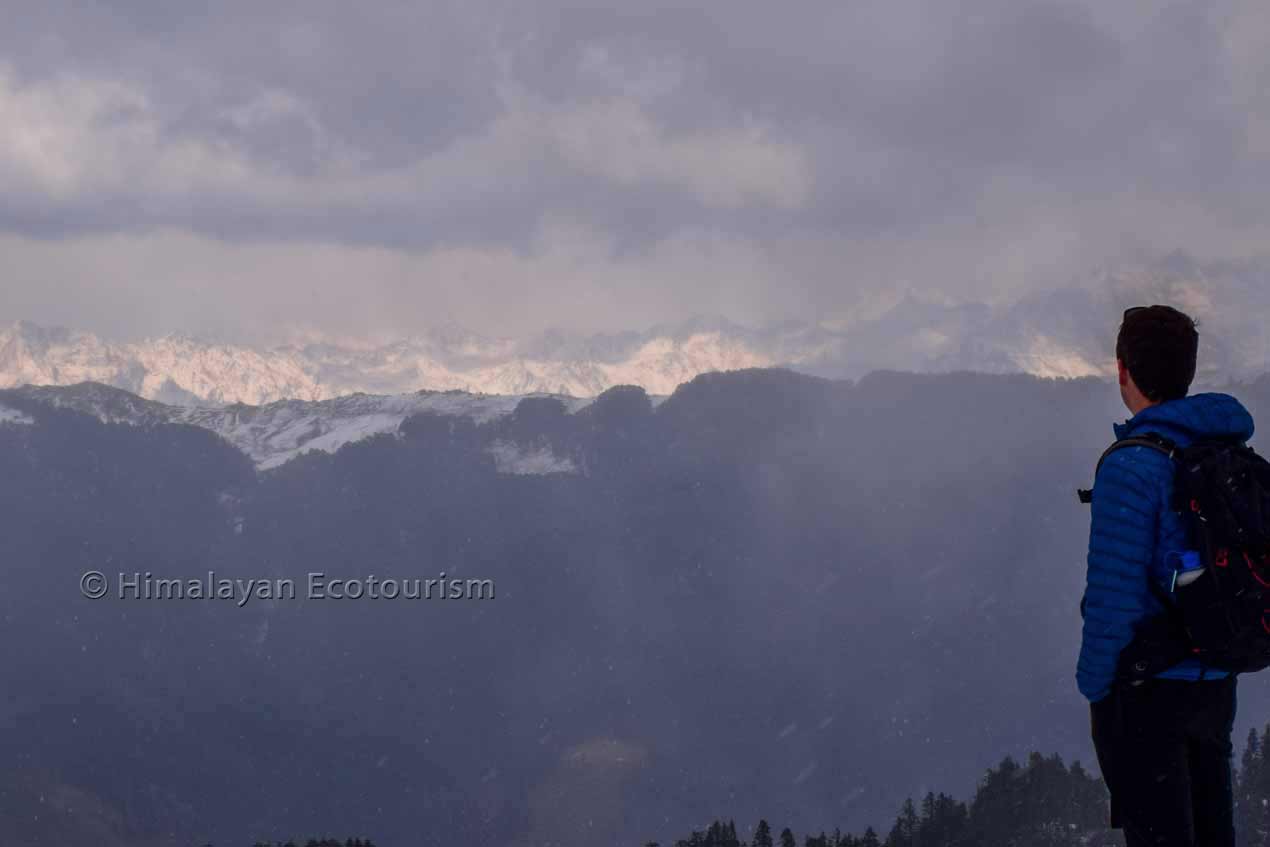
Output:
[1128,397,1159,417]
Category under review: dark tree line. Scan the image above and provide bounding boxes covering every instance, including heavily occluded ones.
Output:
[656,729,1270,847]
[1239,726,1270,846]
[197,840,377,847]
[239,839,377,846]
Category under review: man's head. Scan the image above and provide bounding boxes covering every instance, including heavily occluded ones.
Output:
[1115,304,1198,414]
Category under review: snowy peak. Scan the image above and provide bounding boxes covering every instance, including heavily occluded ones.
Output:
[0,318,789,404]
[130,335,325,405]
[4,255,1270,404]
[0,320,136,391]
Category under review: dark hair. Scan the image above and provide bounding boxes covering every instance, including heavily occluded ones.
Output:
[1115,305,1198,402]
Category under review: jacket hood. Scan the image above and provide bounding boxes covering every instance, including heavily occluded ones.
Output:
[1114,392,1256,444]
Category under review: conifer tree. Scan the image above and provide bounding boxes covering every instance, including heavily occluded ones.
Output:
[753,819,774,847]
[884,797,918,847]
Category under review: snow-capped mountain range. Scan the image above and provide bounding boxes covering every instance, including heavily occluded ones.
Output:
[0,316,787,406]
[4,255,1269,471]
[3,254,1269,406]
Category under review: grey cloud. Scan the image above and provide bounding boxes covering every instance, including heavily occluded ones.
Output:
[2,0,1270,340]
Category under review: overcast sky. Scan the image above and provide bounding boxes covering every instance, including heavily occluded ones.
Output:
[3,0,1270,343]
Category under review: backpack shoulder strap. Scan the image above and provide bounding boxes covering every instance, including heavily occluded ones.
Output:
[1077,433,1178,504]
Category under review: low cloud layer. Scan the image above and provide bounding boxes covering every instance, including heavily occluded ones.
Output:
[3,0,1270,341]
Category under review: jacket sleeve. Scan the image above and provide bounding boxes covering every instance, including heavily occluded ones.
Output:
[1076,446,1163,702]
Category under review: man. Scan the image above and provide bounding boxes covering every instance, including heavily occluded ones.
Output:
[1079,304,1253,846]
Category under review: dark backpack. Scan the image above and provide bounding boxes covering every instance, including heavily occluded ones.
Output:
[1078,432,1270,677]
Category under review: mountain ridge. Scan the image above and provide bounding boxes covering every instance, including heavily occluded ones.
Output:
[6,257,1270,404]
[0,380,593,471]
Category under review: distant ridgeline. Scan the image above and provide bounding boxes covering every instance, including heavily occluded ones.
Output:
[3,368,1270,846]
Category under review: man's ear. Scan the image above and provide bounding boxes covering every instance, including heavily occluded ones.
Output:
[1116,358,1128,387]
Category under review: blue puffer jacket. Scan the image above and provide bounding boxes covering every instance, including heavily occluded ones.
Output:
[1077,392,1256,703]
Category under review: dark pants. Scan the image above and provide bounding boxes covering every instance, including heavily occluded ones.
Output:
[1090,676,1237,847]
